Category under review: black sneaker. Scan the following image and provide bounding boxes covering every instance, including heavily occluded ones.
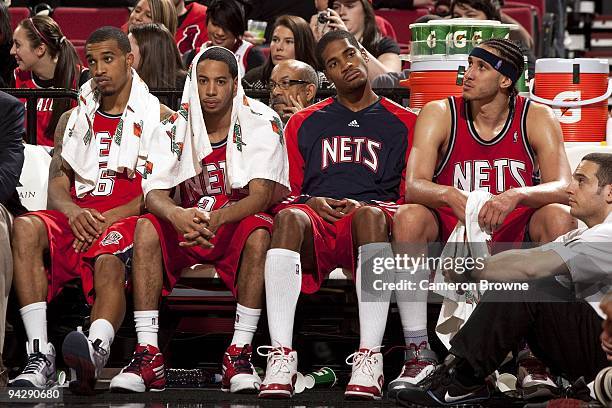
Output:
[395,355,491,407]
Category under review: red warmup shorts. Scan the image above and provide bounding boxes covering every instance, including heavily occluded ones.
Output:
[434,206,536,248]
[285,203,397,294]
[22,210,138,304]
[142,212,273,297]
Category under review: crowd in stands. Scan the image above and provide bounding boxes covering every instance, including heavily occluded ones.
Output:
[0,0,610,406]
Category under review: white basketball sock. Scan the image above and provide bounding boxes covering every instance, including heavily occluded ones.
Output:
[395,268,429,347]
[231,304,261,347]
[20,302,49,353]
[265,248,301,349]
[357,243,393,350]
[134,310,159,348]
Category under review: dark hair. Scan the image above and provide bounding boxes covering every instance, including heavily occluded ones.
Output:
[0,1,10,44]
[0,2,15,87]
[479,38,524,96]
[331,0,381,55]
[19,16,81,138]
[582,153,612,187]
[87,26,131,54]
[450,0,502,21]
[261,15,318,84]
[129,23,185,89]
[206,0,246,39]
[198,47,239,79]
[316,30,361,69]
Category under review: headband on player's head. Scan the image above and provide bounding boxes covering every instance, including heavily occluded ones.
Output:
[469,46,520,84]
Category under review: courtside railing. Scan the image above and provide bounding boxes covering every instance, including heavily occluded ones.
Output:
[1,87,411,145]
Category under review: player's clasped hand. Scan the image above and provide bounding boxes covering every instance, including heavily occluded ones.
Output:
[478,190,519,234]
[67,207,106,244]
[306,197,346,223]
[336,198,362,215]
[170,207,215,249]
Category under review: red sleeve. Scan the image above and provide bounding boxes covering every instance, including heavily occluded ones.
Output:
[270,100,333,213]
[380,98,417,204]
[285,114,305,197]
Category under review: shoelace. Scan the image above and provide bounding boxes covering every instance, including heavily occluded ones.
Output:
[520,358,552,381]
[401,342,434,378]
[257,346,292,377]
[91,339,108,357]
[402,359,433,378]
[231,345,253,374]
[22,352,50,375]
[345,347,382,378]
[124,349,154,374]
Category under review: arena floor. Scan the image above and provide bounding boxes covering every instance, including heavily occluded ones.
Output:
[13,381,531,408]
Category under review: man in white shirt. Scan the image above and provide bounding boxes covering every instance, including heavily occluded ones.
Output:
[399,153,612,407]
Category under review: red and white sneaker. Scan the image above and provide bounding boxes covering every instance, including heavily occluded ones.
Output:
[387,342,438,399]
[221,344,261,393]
[517,350,559,399]
[344,348,384,400]
[257,346,298,399]
[109,344,165,393]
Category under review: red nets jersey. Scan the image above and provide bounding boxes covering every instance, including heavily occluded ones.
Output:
[434,95,539,195]
[14,68,82,147]
[178,139,248,211]
[175,2,208,55]
[70,111,143,213]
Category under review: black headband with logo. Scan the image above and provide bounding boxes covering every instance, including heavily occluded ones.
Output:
[469,47,520,84]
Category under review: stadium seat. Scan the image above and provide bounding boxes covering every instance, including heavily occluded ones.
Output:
[17,144,52,211]
[52,7,129,46]
[502,6,535,39]
[374,8,430,49]
[75,45,87,65]
[8,7,30,31]
[375,15,397,41]
[505,0,545,28]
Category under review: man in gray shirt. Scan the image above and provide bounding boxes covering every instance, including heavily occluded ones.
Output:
[398,153,612,407]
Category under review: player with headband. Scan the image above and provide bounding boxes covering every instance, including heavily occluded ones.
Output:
[387,38,577,402]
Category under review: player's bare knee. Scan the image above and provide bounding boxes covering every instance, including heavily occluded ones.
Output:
[273,208,309,237]
[94,254,125,289]
[12,216,45,253]
[543,205,576,241]
[352,206,386,229]
[243,228,271,262]
[392,204,434,241]
[531,204,576,243]
[351,206,389,243]
[133,218,160,253]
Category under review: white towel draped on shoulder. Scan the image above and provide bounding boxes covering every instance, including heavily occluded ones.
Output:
[434,190,492,349]
[141,46,290,201]
[61,69,160,197]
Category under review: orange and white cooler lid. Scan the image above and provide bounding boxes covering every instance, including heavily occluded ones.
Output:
[535,58,610,74]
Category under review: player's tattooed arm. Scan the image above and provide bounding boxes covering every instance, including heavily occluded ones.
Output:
[48,109,105,247]
[208,178,276,231]
[48,109,74,181]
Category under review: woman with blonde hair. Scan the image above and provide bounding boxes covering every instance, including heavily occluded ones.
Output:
[127,0,178,36]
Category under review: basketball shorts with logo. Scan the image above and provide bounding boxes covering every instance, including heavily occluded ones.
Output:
[280,202,397,294]
[21,210,137,304]
[141,212,273,298]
